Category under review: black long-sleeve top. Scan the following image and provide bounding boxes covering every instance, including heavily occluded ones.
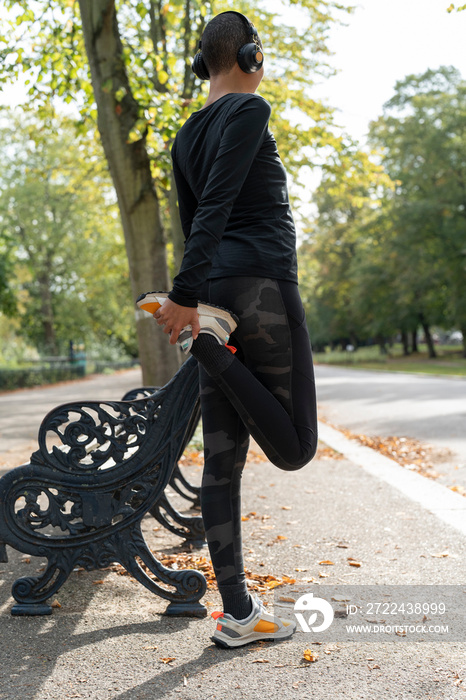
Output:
[168,92,298,308]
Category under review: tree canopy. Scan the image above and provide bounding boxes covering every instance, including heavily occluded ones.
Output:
[0,109,136,357]
[0,0,353,381]
[300,66,466,357]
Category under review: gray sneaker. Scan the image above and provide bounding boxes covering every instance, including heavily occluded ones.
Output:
[136,291,238,354]
[210,592,297,648]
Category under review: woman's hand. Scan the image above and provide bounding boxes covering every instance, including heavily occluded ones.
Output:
[153,298,201,345]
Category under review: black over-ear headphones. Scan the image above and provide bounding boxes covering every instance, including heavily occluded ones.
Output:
[192,11,264,80]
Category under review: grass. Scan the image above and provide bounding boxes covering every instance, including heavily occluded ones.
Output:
[313,344,466,377]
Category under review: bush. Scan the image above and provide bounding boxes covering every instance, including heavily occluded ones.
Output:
[0,365,85,391]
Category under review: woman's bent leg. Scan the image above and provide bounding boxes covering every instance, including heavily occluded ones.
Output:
[191,277,318,471]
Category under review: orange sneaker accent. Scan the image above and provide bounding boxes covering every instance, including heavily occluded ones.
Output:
[225,343,237,354]
[211,611,224,620]
[139,301,162,314]
[216,623,223,631]
[253,620,279,634]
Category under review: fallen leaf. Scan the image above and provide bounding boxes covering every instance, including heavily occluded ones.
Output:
[348,561,362,568]
[252,658,269,663]
[303,649,319,663]
[318,560,334,566]
[278,596,297,603]
[430,551,449,558]
[51,600,61,608]
[324,644,340,654]
[276,535,288,541]
[144,646,158,650]
[281,506,292,510]
[318,571,330,578]
[92,580,105,585]
[159,657,176,664]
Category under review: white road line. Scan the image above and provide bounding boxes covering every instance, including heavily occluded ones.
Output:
[318,421,466,538]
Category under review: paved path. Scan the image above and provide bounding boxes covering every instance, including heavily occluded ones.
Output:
[315,364,466,489]
[1,432,465,699]
[0,369,142,474]
[0,368,465,699]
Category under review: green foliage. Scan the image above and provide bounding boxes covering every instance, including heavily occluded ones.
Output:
[300,66,466,355]
[0,0,353,219]
[0,108,136,356]
[370,66,466,337]
[299,141,395,348]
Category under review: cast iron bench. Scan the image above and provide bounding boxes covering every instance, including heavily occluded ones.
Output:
[0,356,207,617]
[121,386,204,547]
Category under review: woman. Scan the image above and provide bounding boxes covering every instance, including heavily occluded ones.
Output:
[137,10,318,648]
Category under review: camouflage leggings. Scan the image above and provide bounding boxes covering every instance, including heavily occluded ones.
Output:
[197,276,317,586]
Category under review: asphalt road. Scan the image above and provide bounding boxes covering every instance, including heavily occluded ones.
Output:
[315,364,466,489]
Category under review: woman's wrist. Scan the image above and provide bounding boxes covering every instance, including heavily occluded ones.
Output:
[167,290,199,308]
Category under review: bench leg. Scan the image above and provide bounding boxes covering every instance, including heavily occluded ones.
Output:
[150,494,205,547]
[117,525,207,617]
[0,540,7,563]
[10,555,73,616]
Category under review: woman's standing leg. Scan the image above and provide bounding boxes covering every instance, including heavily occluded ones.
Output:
[199,362,253,620]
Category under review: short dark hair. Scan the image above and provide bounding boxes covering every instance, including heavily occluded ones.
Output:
[201,12,260,76]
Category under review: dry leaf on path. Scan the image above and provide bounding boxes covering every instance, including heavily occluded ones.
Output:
[159,657,176,664]
[303,649,319,663]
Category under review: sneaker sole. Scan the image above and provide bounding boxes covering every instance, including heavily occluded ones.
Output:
[210,624,296,649]
[136,291,239,330]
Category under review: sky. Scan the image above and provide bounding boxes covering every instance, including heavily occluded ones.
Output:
[272,0,466,143]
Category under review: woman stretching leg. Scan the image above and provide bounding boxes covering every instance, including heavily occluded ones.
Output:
[142,11,318,648]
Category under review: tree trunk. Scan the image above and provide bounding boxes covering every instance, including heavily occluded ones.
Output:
[401,329,410,356]
[418,313,437,359]
[78,0,180,385]
[411,327,419,353]
[38,274,57,355]
[461,324,466,359]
